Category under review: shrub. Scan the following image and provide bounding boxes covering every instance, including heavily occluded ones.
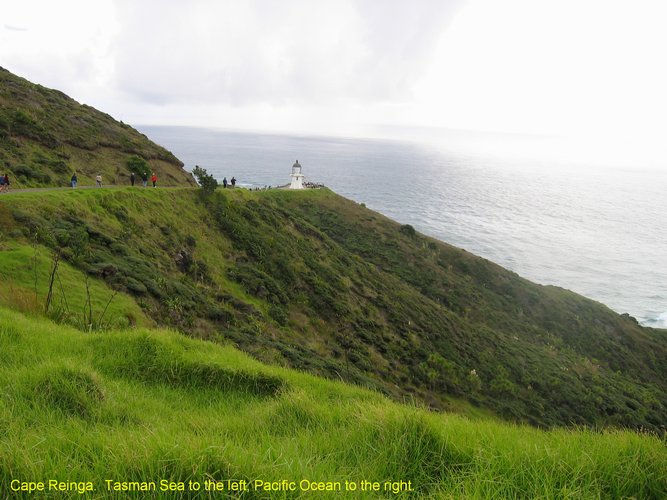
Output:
[126,154,148,175]
[399,224,417,238]
[268,304,288,326]
[122,277,148,295]
[192,165,218,196]
[228,265,288,305]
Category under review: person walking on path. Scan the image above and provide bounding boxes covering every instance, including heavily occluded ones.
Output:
[142,171,148,188]
[222,177,228,188]
[96,175,102,188]
[151,172,158,188]
[0,174,5,193]
[71,173,78,188]
[130,172,136,186]
[231,176,236,187]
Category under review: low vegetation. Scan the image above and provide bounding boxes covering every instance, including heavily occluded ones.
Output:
[1,307,665,498]
[2,187,666,433]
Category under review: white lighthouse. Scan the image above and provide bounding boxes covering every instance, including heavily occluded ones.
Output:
[289,160,304,189]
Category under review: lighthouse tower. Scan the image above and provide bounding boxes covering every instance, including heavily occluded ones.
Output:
[289,160,304,189]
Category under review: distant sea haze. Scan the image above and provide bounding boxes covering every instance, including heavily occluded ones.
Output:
[140,125,667,329]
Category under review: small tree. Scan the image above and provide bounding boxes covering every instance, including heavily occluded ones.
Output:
[399,224,417,238]
[192,165,218,196]
[126,155,148,174]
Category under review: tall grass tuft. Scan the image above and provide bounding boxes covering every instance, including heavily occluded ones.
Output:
[0,307,666,498]
[30,365,105,419]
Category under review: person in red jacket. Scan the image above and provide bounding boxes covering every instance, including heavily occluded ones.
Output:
[151,172,158,188]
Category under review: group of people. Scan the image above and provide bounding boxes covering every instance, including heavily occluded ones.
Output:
[129,171,159,188]
[71,171,159,188]
[2,169,319,193]
[0,173,10,193]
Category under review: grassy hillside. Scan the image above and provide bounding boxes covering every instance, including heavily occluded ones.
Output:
[0,67,195,188]
[1,187,666,433]
[1,307,665,498]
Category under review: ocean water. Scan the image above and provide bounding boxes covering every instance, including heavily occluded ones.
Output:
[139,126,667,329]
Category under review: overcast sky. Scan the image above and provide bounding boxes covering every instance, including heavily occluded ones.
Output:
[2,0,667,163]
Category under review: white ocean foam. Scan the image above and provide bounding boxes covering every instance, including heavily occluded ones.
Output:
[643,312,667,329]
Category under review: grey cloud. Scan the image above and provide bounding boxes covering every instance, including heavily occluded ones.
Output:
[4,24,28,32]
[353,0,463,97]
[112,0,463,107]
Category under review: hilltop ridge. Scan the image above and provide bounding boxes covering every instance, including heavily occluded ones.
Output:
[0,67,195,188]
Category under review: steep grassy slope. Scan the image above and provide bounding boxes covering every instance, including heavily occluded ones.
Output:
[0,67,195,188]
[0,241,151,330]
[1,307,665,498]
[2,188,666,432]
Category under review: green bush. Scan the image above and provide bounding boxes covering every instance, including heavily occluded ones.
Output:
[126,154,148,175]
[192,165,218,196]
[228,265,288,305]
[268,304,288,326]
[399,224,417,238]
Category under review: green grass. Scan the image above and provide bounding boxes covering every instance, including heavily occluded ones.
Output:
[1,187,667,432]
[1,306,665,499]
[0,241,149,329]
